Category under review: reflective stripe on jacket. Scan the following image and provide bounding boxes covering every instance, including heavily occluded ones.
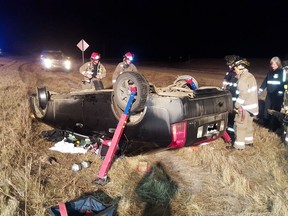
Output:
[259,68,285,94]
[235,69,259,115]
[222,71,238,102]
[79,61,106,78]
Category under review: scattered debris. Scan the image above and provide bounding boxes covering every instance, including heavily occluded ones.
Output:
[136,161,151,174]
[71,161,92,172]
[49,139,88,154]
[81,161,92,168]
[48,194,116,216]
[41,129,67,142]
[71,163,82,172]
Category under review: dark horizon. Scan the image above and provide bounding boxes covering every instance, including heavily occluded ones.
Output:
[1,0,288,61]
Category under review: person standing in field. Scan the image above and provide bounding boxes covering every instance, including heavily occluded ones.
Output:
[222,55,240,142]
[258,56,285,132]
[79,52,107,90]
[226,58,259,150]
[112,52,138,84]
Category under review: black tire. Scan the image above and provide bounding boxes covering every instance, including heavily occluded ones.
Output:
[111,93,147,125]
[113,72,149,112]
[37,87,49,109]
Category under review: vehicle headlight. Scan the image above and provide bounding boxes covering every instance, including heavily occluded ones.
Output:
[43,58,52,68]
[64,60,71,70]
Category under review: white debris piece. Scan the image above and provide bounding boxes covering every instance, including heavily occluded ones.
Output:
[49,139,88,154]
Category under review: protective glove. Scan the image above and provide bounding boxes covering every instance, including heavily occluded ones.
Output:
[234,106,243,114]
[234,106,245,121]
[85,71,93,79]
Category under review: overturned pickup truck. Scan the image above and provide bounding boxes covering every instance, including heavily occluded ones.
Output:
[29,72,232,152]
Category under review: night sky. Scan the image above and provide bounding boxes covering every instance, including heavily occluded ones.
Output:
[1,0,288,61]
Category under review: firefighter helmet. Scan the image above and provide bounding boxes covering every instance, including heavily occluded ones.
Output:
[123,52,134,61]
[224,55,240,66]
[90,52,101,61]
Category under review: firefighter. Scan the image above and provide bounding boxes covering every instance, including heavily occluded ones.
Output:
[112,52,138,84]
[258,56,285,132]
[79,52,106,90]
[226,58,259,150]
[222,55,240,141]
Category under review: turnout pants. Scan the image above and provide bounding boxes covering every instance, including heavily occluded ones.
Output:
[234,110,254,149]
[264,93,283,131]
[226,111,236,142]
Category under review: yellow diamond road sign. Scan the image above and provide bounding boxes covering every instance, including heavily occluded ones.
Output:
[77,39,89,51]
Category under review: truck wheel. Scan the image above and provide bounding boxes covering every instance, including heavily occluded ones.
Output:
[37,87,49,109]
[113,72,149,112]
[111,94,147,125]
[30,87,49,119]
[173,75,199,89]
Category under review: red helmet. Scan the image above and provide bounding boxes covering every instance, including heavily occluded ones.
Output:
[124,52,134,61]
[90,52,101,61]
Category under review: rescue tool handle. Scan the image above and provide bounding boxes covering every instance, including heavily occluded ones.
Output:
[124,86,137,114]
[96,86,137,181]
[186,78,198,90]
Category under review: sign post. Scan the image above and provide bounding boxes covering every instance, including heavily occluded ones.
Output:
[77,39,89,64]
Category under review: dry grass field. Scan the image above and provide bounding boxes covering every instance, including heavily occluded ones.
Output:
[1,56,288,216]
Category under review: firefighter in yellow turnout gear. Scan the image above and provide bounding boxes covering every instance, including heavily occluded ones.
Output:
[227,58,259,150]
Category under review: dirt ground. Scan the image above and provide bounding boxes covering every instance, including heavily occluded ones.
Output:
[1,55,288,216]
